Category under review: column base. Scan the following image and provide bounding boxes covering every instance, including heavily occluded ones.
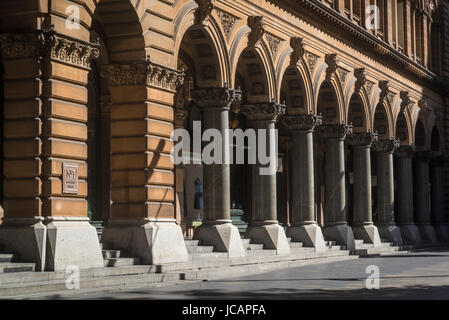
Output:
[352,224,381,247]
[0,218,46,271]
[287,223,327,252]
[323,224,356,251]
[102,219,189,265]
[418,224,438,243]
[399,224,422,244]
[434,225,449,242]
[245,223,290,255]
[377,224,403,245]
[46,217,104,271]
[193,222,245,258]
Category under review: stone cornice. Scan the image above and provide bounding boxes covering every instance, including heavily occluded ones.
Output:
[240,101,286,122]
[275,0,441,88]
[0,27,99,69]
[190,86,242,110]
[100,60,184,92]
[281,113,322,131]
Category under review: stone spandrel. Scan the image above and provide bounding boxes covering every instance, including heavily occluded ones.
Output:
[191,86,242,110]
[240,101,286,122]
[281,113,323,132]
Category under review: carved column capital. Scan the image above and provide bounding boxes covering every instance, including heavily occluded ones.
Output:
[247,16,265,47]
[316,123,353,140]
[395,145,416,157]
[174,108,189,128]
[240,101,286,122]
[100,60,184,92]
[347,132,378,147]
[194,0,215,25]
[281,113,322,132]
[373,139,401,153]
[190,86,242,110]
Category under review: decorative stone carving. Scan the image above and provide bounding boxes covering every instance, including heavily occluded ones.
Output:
[240,100,286,122]
[419,99,432,114]
[373,139,401,153]
[325,53,338,80]
[316,123,353,140]
[0,27,99,68]
[194,0,214,25]
[395,145,416,157]
[304,52,319,73]
[365,80,375,96]
[379,80,390,103]
[347,132,378,147]
[190,86,242,109]
[290,37,305,65]
[400,91,414,113]
[174,108,189,127]
[101,60,184,92]
[247,16,265,47]
[337,67,349,85]
[281,113,323,131]
[354,68,366,94]
[215,8,239,37]
[266,33,283,58]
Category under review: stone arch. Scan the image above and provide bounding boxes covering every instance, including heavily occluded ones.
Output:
[280,64,311,115]
[174,4,229,86]
[373,101,394,140]
[347,92,370,133]
[415,118,427,149]
[316,78,344,124]
[230,27,276,101]
[395,111,412,145]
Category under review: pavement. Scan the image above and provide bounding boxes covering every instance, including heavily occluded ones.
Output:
[23,249,449,300]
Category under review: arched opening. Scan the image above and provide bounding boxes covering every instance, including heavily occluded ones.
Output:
[175,25,225,236]
[415,119,426,148]
[431,126,440,152]
[317,81,339,125]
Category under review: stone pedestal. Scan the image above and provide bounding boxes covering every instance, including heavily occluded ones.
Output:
[317,124,356,251]
[395,146,422,244]
[283,114,326,251]
[414,153,438,243]
[374,139,403,245]
[348,132,381,247]
[190,87,246,257]
[102,219,189,264]
[241,102,290,255]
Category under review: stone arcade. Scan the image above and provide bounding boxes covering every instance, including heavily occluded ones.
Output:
[0,0,448,272]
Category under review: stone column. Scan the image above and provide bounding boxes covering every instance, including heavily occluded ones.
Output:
[173,108,188,229]
[240,102,290,255]
[431,156,449,242]
[317,124,356,251]
[395,146,422,244]
[100,61,189,265]
[347,132,381,247]
[190,87,245,257]
[373,139,403,245]
[414,152,438,242]
[282,113,326,251]
[0,30,104,271]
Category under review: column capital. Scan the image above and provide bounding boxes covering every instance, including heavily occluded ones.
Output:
[414,150,432,160]
[0,27,99,69]
[240,101,286,122]
[373,139,401,153]
[174,107,189,128]
[281,113,322,132]
[316,123,353,140]
[395,145,416,157]
[347,132,378,147]
[101,60,184,92]
[191,86,242,110]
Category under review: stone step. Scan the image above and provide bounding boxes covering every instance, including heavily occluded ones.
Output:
[289,242,304,248]
[188,252,229,260]
[103,257,140,267]
[325,241,337,246]
[245,249,277,256]
[0,273,180,298]
[354,239,364,245]
[328,245,345,251]
[241,239,251,245]
[0,263,36,273]
[184,239,199,247]
[245,243,264,250]
[355,243,375,249]
[102,250,125,259]
[186,246,214,253]
[0,254,13,263]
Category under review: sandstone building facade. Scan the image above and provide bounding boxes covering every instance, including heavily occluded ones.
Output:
[0,0,448,271]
